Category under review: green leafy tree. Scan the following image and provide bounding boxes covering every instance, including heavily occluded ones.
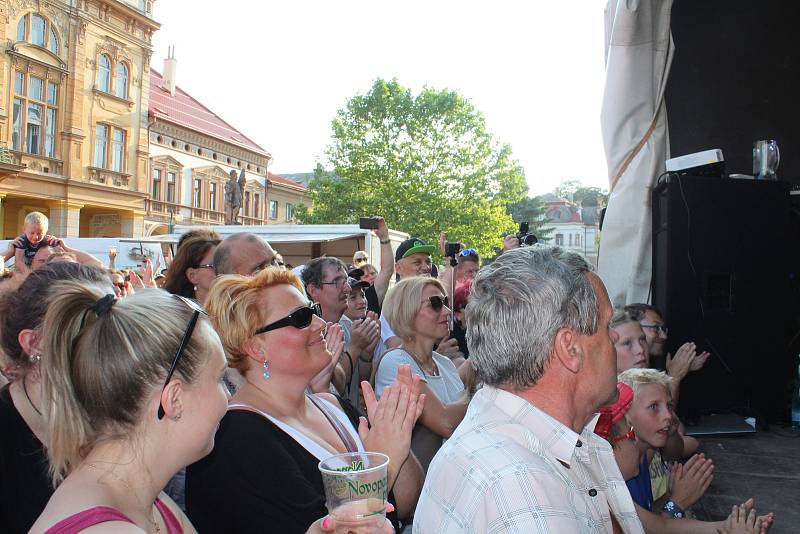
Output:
[296,79,527,259]
[505,196,552,242]
[553,179,608,208]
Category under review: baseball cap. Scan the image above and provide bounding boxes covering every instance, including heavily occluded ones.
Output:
[395,237,437,262]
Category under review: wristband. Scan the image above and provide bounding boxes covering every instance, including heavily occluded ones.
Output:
[662,500,685,518]
[380,239,390,245]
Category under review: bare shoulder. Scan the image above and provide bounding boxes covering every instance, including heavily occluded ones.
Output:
[158,491,197,533]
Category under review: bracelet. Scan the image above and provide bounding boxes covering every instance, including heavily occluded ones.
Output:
[662,499,685,518]
[380,239,391,245]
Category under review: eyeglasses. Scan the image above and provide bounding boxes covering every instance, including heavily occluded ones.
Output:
[640,323,668,335]
[158,295,209,420]
[320,276,347,289]
[255,303,322,335]
[459,248,477,257]
[196,263,215,270]
[354,257,367,263]
[429,295,449,312]
[113,282,126,290]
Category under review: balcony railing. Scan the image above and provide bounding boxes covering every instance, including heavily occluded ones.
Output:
[238,214,265,226]
[88,166,131,188]
[191,206,225,224]
[10,151,63,175]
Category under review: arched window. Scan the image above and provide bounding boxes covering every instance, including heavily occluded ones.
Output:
[49,27,58,55]
[31,15,46,47]
[16,15,27,41]
[115,63,129,99]
[97,54,111,92]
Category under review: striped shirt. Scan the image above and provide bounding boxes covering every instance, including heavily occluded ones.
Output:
[413,386,644,534]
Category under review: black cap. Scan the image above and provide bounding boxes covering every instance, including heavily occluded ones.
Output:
[395,238,437,262]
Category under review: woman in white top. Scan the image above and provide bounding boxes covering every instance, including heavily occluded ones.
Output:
[375,276,469,471]
[187,268,425,533]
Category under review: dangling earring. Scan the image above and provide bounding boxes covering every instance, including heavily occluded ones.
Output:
[262,360,270,380]
[193,285,198,292]
[29,353,41,364]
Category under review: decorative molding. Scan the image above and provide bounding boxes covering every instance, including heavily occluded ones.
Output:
[92,88,135,112]
[150,123,271,176]
[88,166,131,187]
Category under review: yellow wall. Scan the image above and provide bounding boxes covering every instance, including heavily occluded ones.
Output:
[0,1,159,237]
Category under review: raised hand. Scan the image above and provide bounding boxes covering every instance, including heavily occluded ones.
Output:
[141,258,156,288]
[359,365,425,481]
[669,453,714,509]
[666,342,698,382]
[310,323,344,393]
[689,350,711,372]
[437,335,459,356]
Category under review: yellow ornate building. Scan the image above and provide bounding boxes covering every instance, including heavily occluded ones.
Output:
[0,0,159,238]
[145,62,309,235]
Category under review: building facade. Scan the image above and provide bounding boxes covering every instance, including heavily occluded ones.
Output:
[145,65,308,235]
[0,0,159,239]
[540,194,600,266]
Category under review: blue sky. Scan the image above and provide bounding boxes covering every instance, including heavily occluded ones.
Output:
[152,1,609,195]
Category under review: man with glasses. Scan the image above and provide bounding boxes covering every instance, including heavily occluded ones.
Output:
[213,233,276,276]
[302,257,380,407]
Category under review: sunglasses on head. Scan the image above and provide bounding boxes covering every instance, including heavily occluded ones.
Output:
[459,248,477,257]
[158,295,209,420]
[429,295,449,312]
[255,303,322,335]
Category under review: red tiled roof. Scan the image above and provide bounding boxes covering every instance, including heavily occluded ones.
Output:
[268,172,307,192]
[149,69,270,157]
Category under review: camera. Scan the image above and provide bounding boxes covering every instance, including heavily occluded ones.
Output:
[444,241,462,257]
[358,216,380,230]
[516,222,538,247]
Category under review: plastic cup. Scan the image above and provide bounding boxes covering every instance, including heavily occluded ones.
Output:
[318,452,389,533]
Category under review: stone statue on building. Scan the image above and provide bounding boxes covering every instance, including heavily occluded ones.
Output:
[225,169,244,224]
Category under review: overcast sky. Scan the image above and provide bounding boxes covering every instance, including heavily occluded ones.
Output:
[151,1,609,195]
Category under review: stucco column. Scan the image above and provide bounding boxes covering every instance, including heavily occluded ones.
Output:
[48,202,83,238]
[120,209,146,237]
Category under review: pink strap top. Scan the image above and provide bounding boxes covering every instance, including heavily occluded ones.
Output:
[43,498,183,534]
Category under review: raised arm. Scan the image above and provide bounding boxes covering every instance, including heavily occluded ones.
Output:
[373,217,394,305]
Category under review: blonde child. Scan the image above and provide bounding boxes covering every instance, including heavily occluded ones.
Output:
[11,212,63,275]
[618,368,714,518]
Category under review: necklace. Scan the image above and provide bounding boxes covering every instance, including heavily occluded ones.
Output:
[22,375,42,415]
[85,463,160,533]
[401,345,439,377]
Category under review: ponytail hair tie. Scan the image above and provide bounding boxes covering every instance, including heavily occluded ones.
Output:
[92,294,117,317]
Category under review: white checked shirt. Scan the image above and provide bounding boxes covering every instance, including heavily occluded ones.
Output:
[413,387,644,534]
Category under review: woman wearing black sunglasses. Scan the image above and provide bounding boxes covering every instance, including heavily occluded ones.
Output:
[374,276,470,473]
[187,268,425,534]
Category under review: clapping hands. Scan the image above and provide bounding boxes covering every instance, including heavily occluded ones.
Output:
[666,342,711,381]
[359,365,426,480]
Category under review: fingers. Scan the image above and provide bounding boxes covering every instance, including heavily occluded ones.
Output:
[361,381,378,417]
[357,416,369,443]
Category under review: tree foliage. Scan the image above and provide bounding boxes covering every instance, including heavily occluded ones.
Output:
[553,179,608,208]
[295,79,527,259]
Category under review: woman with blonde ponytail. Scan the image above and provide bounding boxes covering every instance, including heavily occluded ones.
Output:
[30,284,230,534]
[0,263,112,534]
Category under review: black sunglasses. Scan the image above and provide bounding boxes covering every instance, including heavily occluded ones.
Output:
[255,303,322,335]
[158,295,208,420]
[429,295,449,312]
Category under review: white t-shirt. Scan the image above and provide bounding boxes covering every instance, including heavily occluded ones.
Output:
[374,348,464,471]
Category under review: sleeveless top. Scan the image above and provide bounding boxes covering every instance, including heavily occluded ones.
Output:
[43,498,182,534]
[625,454,654,511]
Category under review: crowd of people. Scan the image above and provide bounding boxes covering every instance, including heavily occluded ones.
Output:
[0,211,776,533]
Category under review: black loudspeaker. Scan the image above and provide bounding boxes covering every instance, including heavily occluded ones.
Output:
[652,176,796,423]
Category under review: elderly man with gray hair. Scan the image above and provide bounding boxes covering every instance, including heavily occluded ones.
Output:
[413,246,644,533]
